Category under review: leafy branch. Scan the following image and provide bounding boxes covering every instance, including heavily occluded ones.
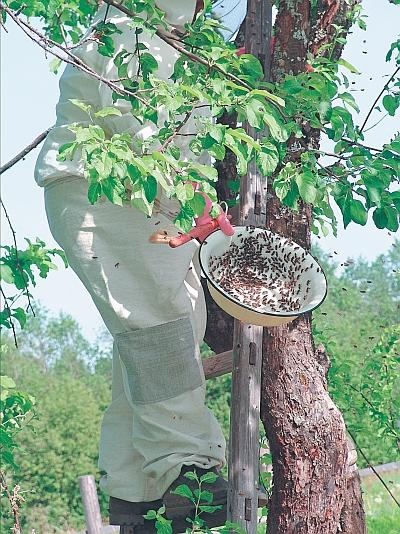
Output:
[1,199,35,317]
[0,3,154,108]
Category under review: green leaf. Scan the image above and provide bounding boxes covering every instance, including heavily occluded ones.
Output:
[188,162,218,182]
[391,191,400,212]
[57,142,78,161]
[364,182,382,208]
[154,518,173,534]
[372,208,387,229]
[200,471,218,484]
[338,92,360,113]
[131,192,154,217]
[0,264,14,284]
[139,52,158,79]
[98,35,115,57]
[350,199,368,225]
[239,54,264,81]
[49,57,62,74]
[229,128,259,149]
[207,123,224,143]
[244,99,264,128]
[188,193,206,217]
[249,89,285,108]
[143,510,157,520]
[208,143,226,160]
[94,107,123,118]
[384,206,399,232]
[256,148,279,176]
[12,307,27,328]
[273,163,296,201]
[196,489,214,504]
[143,176,158,203]
[199,505,223,513]
[175,182,195,203]
[338,58,360,74]
[171,484,195,502]
[174,205,195,233]
[224,133,249,175]
[263,111,288,142]
[88,182,102,204]
[183,470,199,481]
[296,172,317,204]
[382,94,398,116]
[333,183,352,228]
[69,99,92,115]
[101,179,124,206]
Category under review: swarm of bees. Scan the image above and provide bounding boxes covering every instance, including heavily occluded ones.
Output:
[208,227,323,314]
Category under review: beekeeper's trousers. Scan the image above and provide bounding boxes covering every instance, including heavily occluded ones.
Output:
[44,176,226,502]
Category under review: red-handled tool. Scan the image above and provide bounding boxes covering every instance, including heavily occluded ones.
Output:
[169,219,220,248]
[149,191,235,247]
[170,192,235,248]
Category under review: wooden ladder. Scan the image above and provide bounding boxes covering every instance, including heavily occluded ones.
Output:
[221,2,272,532]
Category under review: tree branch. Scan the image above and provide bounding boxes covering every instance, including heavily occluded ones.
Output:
[160,110,194,152]
[360,66,400,133]
[0,470,22,534]
[0,128,52,175]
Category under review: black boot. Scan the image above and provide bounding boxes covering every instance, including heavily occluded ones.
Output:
[163,465,227,533]
[109,465,227,533]
[109,496,162,530]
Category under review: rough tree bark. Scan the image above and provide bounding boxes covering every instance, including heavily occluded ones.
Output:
[262,1,365,533]
[204,1,367,533]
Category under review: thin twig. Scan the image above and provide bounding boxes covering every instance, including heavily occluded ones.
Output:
[0,128,52,175]
[0,286,18,347]
[0,470,22,533]
[359,66,400,133]
[348,430,400,509]
[341,139,381,152]
[160,111,193,151]
[1,199,35,316]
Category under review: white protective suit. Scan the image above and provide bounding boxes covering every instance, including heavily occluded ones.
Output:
[35,1,226,502]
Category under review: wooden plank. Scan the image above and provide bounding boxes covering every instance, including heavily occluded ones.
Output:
[227,3,272,531]
[203,350,233,379]
[79,475,102,534]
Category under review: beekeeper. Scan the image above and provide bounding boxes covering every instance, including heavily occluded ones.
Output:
[34,0,228,528]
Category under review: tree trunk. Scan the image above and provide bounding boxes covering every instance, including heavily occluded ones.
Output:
[261,1,365,533]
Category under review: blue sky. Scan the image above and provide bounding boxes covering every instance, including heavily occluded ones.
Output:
[1,0,399,340]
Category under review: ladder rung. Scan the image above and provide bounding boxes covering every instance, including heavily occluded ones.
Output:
[203,350,233,380]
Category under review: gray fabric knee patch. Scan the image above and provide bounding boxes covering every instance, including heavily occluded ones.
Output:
[115,317,203,404]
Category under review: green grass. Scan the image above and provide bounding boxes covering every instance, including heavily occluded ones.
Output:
[256,471,400,533]
[363,471,400,534]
